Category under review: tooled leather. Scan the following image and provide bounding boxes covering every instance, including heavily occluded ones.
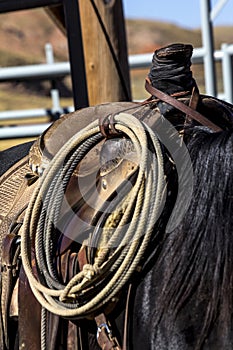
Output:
[0,156,32,259]
[0,156,39,350]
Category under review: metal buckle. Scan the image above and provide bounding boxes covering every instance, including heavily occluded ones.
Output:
[96,322,111,339]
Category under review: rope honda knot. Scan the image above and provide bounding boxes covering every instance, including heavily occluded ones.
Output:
[82,263,100,280]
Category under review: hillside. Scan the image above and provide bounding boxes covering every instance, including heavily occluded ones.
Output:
[0,9,68,66]
[126,19,233,54]
[0,9,231,65]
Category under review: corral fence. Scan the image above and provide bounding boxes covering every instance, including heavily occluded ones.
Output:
[0,42,233,139]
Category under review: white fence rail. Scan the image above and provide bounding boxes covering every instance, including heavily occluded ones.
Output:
[0,43,233,139]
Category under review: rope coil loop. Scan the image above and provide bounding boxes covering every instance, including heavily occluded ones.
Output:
[21,112,166,319]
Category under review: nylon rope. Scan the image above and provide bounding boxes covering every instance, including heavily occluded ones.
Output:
[20,112,166,319]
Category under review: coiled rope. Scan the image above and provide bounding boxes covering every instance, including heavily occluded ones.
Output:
[21,112,166,319]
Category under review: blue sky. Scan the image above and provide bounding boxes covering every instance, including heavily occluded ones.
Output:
[122,0,233,29]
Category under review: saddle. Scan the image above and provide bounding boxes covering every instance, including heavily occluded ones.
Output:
[1,43,233,350]
[0,101,162,350]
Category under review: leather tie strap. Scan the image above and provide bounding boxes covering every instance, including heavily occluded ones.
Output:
[145,78,222,132]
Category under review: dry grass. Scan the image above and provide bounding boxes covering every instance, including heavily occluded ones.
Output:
[0,86,73,112]
[0,89,73,150]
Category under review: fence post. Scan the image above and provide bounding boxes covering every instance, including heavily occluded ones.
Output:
[78,0,131,105]
[45,43,61,119]
[63,0,89,110]
[221,43,233,103]
[200,0,217,96]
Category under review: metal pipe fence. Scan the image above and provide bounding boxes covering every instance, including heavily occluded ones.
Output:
[0,43,233,139]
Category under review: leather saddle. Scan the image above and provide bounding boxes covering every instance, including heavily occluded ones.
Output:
[28,101,163,260]
[0,100,162,349]
[1,42,233,349]
[0,95,232,349]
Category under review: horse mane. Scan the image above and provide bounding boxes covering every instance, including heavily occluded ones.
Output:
[0,141,33,176]
[152,127,233,348]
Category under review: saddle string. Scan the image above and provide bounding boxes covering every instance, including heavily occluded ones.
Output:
[20,113,166,323]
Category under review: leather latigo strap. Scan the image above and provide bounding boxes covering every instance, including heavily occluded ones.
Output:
[145,78,222,132]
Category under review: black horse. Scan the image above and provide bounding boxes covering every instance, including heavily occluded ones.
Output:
[1,43,233,350]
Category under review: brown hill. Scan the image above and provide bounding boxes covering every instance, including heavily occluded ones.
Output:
[0,9,68,66]
[126,19,233,54]
[125,19,203,54]
[0,9,232,66]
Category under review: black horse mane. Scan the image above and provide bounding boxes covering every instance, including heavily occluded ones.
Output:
[150,126,233,348]
[0,141,33,177]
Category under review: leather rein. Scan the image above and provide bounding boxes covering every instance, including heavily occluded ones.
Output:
[145,77,222,133]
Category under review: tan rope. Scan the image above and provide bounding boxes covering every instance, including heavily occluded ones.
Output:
[20,112,166,318]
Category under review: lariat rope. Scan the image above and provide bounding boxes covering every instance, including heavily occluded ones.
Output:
[21,112,166,319]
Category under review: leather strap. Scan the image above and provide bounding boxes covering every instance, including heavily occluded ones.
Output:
[189,85,200,111]
[0,233,20,349]
[122,284,133,350]
[179,85,201,143]
[145,78,222,132]
[18,266,41,350]
[95,313,121,350]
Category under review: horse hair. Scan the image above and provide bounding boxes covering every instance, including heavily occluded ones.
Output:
[152,127,233,348]
[0,141,33,177]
